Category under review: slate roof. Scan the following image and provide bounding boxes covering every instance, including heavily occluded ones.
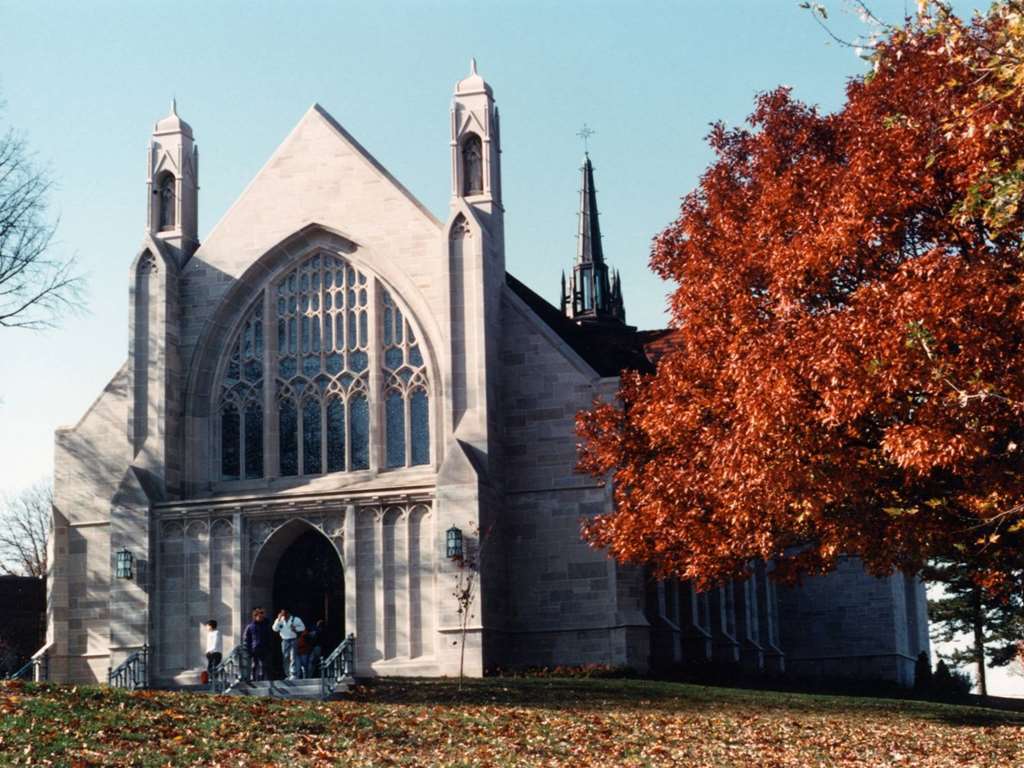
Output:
[506,273,674,377]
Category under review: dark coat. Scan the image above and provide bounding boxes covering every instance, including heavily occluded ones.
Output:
[243,619,272,655]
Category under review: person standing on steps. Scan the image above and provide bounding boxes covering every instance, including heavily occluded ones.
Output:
[272,608,305,680]
[243,607,272,681]
[306,619,326,678]
[204,619,222,682]
[296,626,313,679]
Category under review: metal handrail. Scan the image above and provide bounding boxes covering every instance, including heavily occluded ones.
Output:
[320,633,355,699]
[210,644,247,694]
[7,660,34,681]
[108,645,148,689]
[7,642,52,682]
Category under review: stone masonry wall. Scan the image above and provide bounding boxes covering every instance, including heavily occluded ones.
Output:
[497,290,648,670]
[777,556,927,685]
[52,365,132,682]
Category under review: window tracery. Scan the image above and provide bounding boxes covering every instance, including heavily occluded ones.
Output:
[216,252,430,482]
[219,300,264,480]
[138,252,158,274]
[275,254,371,477]
[382,290,429,468]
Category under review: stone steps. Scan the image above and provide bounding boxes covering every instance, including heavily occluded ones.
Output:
[223,677,354,701]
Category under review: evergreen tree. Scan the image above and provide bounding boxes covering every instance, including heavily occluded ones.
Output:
[925,558,1024,697]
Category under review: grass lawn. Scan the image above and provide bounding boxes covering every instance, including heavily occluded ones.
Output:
[0,676,1022,767]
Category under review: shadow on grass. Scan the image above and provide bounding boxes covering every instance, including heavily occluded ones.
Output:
[349,676,1024,729]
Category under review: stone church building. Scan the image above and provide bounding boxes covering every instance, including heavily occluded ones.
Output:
[48,64,929,686]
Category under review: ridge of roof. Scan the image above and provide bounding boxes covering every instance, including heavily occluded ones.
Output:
[505,272,670,377]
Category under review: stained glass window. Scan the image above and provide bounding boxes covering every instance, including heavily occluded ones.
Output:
[382,289,429,468]
[221,403,240,479]
[410,389,429,466]
[219,300,263,480]
[279,398,298,477]
[302,398,322,475]
[326,398,345,473]
[218,252,431,481]
[385,390,405,468]
[244,402,263,479]
[350,393,369,470]
[275,254,370,476]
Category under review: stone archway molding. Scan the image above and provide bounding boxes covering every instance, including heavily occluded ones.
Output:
[247,516,345,624]
[248,514,345,578]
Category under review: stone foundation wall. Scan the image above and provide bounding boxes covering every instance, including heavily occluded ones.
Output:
[499,627,632,670]
[777,556,928,686]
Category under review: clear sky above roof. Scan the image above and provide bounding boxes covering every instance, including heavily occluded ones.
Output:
[0,0,969,507]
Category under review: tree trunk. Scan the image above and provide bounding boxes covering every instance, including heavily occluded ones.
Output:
[458,615,467,692]
[972,588,988,698]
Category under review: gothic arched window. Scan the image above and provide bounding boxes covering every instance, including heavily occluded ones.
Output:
[382,290,429,468]
[157,172,176,231]
[219,300,264,480]
[275,254,371,477]
[462,134,483,196]
[216,251,430,482]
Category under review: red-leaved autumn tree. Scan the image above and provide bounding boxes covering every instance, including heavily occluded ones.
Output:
[578,10,1024,594]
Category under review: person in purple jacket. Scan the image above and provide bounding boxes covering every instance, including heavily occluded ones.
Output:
[242,607,272,681]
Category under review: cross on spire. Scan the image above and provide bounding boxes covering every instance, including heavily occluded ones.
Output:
[576,123,595,153]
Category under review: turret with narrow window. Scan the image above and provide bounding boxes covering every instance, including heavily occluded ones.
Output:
[147,99,199,265]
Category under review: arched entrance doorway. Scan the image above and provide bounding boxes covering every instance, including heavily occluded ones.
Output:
[249,520,344,678]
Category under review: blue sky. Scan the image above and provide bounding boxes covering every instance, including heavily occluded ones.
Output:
[3,1,1017,694]
[0,0,880,492]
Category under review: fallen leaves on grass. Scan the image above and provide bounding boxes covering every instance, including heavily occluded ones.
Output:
[0,678,1021,767]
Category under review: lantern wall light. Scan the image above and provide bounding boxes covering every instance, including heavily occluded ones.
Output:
[446,526,463,560]
[115,547,134,580]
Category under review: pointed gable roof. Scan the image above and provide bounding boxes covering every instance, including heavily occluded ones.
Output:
[310,104,441,227]
[192,103,441,280]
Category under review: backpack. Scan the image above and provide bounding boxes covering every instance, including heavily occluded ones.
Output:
[297,630,312,655]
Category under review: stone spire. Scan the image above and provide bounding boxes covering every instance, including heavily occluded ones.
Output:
[563,152,625,325]
[575,153,605,266]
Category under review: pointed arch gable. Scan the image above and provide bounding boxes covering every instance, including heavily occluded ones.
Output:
[444,201,488,242]
[184,222,445,491]
[249,517,344,581]
[194,105,441,281]
[152,150,181,178]
[187,224,443,416]
[129,236,177,278]
[457,110,486,139]
[310,105,442,229]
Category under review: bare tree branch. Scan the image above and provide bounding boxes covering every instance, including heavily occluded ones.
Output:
[0,102,85,330]
[0,480,52,578]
